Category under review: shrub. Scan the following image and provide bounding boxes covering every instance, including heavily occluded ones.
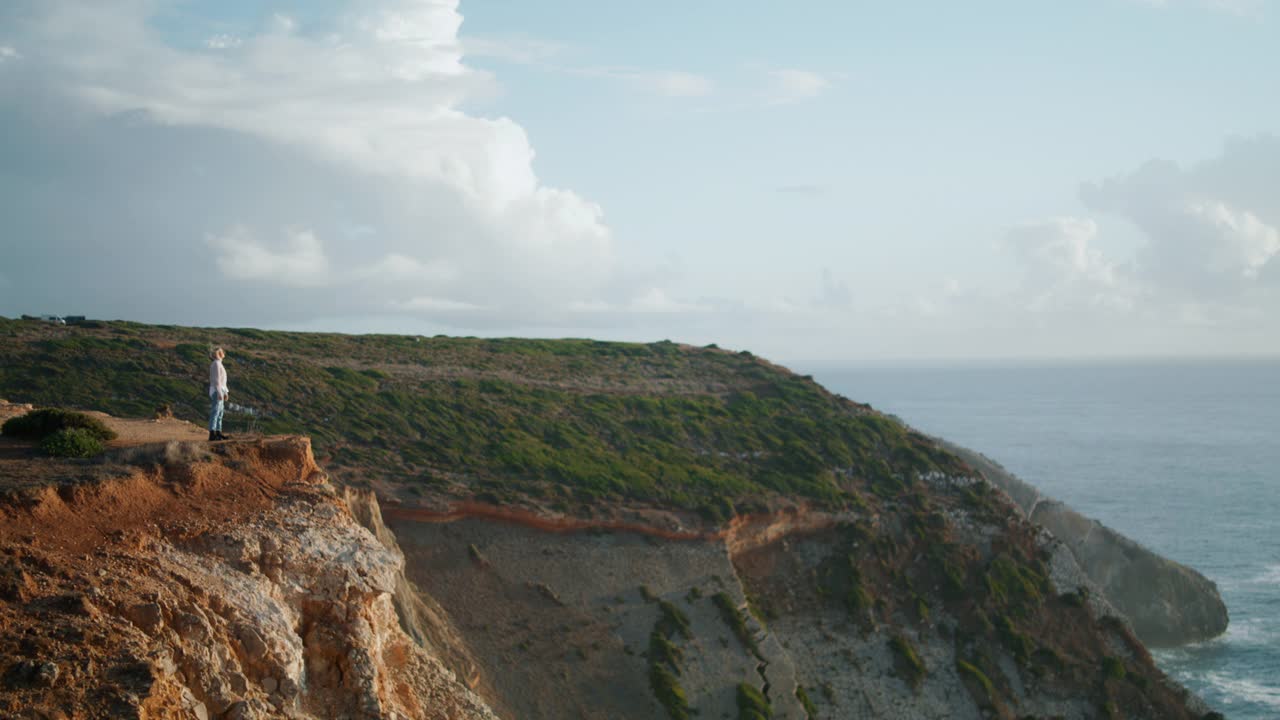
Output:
[39,428,105,458]
[888,635,927,687]
[713,592,759,655]
[657,600,692,639]
[736,682,772,720]
[1102,656,1126,681]
[649,663,690,720]
[649,630,683,671]
[795,685,818,719]
[2,408,117,442]
[995,615,1034,663]
[956,659,995,701]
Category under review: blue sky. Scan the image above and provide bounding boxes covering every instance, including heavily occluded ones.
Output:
[1,0,1278,363]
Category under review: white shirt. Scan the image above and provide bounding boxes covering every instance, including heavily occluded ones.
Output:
[209,359,228,396]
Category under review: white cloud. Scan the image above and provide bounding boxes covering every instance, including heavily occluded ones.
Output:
[1184,202,1280,279]
[1003,217,1132,312]
[1081,136,1280,298]
[209,228,330,287]
[3,0,616,322]
[0,45,19,63]
[762,69,830,105]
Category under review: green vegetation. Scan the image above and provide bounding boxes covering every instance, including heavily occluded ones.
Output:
[913,594,930,623]
[955,660,995,702]
[844,563,873,615]
[648,630,683,672]
[888,635,927,688]
[647,599,694,719]
[795,685,818,719]
[38,428,105,458]
[929,544,967,599]
[735,683,772,720]
[983,553,1048,611]
[0,318,969,513]
[712,592,759,655]
[2,408,117,442]
[656,601,692,640]
[649,663,690,720]
[1102,656,1127,681]
[995,615,1034,664]
[816,546,876,625]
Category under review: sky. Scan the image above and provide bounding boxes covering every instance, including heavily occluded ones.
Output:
[1,0,1278,365]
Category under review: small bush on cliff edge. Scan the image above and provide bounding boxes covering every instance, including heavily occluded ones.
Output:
[39,428,105,458]
[2,408,117,442]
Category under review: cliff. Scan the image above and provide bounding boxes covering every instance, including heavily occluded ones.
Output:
[1,428,1218,719]
[0,318,1230,718]
[378,476,1216,720]
[0,433,497,719]
[941,441,1229,647]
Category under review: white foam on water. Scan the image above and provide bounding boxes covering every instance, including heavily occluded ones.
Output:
[1223,617,1278,647]
[1249,563,1280,586]
[1204,672,1280,710]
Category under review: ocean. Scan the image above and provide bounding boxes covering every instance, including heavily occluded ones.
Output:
[813,360,1280,719]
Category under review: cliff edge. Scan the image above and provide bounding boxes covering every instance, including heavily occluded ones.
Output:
[0,431,497,720]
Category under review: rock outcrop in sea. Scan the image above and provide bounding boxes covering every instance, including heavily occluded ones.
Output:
[941,440,1230,647]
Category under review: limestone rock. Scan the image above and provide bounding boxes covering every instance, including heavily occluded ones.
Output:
[941,439,1229,646]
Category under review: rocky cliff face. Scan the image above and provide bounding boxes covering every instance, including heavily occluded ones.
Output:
[380,475,1217,720]
[0,436,497,720]
[941,441,1229,646]
[0,401,1224,719]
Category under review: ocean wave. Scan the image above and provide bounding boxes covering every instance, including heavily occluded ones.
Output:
[1224,617,1279,647]
[1249,563,1280,586]
[1204,671,1280,710]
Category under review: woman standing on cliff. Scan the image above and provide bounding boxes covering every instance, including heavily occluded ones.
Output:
[209,347,230,442]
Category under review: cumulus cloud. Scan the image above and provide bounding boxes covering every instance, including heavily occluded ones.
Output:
[1081,136,1280,298]
[1003,217,1132,312]
[0,0,621,327]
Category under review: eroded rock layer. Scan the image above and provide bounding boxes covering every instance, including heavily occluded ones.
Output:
[384,474,1217,720]
[0,438,497,720]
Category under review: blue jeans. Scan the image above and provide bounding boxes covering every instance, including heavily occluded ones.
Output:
[208,392,225,432]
